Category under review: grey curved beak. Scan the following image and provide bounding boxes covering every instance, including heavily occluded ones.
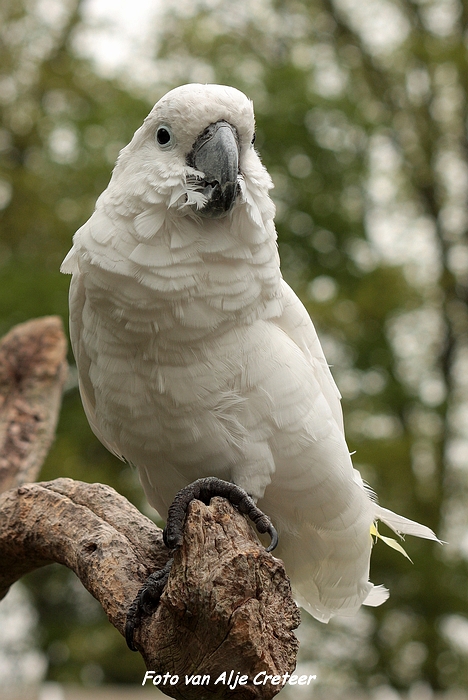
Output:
[187,121,240,219]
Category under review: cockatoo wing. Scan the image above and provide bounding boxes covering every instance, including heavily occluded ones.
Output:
[273,280,440,538]
[264,279,440,619]
[274,279,344,433]
[64,230,125,463]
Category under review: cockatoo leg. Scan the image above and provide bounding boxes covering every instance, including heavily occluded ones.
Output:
[125,477,278,650]
[125,558,173,650]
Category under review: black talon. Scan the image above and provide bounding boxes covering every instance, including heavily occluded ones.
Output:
[164,476,278,553]
[125,477,278,651]
[125,559,173,651]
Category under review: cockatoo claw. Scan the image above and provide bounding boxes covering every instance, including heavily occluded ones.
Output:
[125,558,173,651]
[163,476,278,552]
[125,477,278,651]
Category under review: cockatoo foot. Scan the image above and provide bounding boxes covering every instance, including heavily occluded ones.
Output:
[125,558,173,651]
[125,477,278,651]
[163,476,278,552]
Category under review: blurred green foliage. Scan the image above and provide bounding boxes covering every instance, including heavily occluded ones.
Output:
[1,0,468,695]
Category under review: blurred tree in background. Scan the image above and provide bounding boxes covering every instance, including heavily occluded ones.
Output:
[1,0,468,696]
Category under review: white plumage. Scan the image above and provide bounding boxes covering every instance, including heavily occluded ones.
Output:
[62,83,439,623]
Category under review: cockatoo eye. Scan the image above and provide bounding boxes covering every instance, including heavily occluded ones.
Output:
[156,126,174,149]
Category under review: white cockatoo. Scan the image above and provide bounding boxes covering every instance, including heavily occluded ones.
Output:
[62,83,439,625]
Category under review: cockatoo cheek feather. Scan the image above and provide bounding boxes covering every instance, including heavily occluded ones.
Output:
[61,83,440,626]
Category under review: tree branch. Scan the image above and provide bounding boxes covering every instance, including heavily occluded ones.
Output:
[0,479,299,699]
[0,316,68,493]
[0,319,300,699]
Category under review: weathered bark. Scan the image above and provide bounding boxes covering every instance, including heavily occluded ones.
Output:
[0,319,300,699]
[0,316,68,493]
[142,497,300,700]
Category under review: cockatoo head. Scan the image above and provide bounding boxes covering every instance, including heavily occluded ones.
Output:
[111,84,262,219]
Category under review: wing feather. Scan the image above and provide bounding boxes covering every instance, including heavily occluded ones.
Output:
[274,279,344,433]
[69,271,125,461]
